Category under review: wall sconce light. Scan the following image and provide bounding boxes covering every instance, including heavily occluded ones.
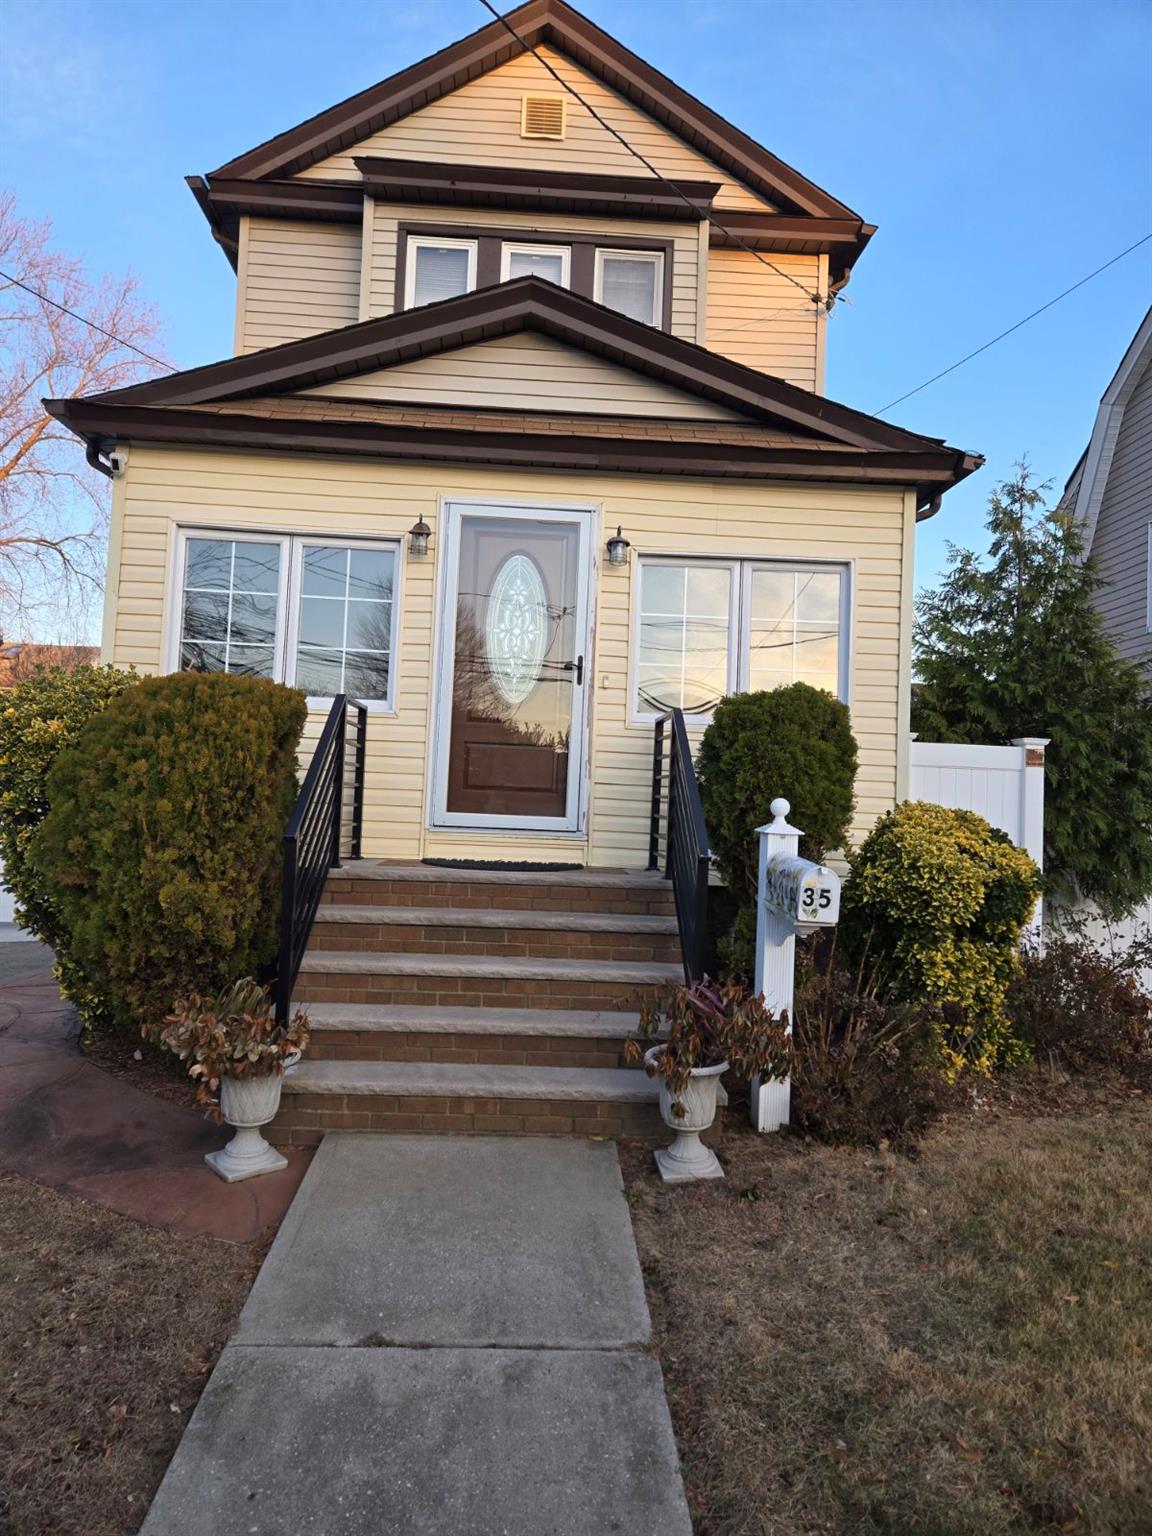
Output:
[408,517,432,558]
[605,525,631,567]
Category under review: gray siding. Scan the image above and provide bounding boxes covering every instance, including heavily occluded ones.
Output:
[1092,356,1152,670]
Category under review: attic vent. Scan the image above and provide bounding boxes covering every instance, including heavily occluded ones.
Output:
[521,93,566,139]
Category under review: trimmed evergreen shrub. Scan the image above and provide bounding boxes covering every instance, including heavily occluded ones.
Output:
[840,801,1042,1075]
[695,684,858,975]
[0,664,138,1029]
[33,672,307,1040]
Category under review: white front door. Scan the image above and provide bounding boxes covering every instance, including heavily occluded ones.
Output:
[431,500,595,833]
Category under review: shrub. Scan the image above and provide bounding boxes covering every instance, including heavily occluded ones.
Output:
[0,664,138,1028]
[33,672,307,1041]
[1006,931,1152,1077]
[696,684,858,975]
[790,944,955,1149]
[840,801,1042,1075]
[146,978,311,1114]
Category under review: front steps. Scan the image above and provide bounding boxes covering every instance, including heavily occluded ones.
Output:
[270,861,684,1146]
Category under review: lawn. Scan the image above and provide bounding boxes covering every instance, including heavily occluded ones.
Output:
[625,1078,1152,1536]
[0,1171,262,1536]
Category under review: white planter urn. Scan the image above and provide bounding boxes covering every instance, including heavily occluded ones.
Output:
[205,1072,288,1183]
[645,1046,727,1183]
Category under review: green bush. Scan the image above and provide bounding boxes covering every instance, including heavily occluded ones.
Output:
[33,672,307,1041]
[840,801,1042,1075]
[0,664,138,1028]
[695,684,858,975]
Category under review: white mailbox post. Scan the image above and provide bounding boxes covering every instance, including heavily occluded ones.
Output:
[749,797,841,1133]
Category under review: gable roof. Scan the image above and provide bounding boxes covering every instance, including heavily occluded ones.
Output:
[210,1,855,220]
[1059,306,1152,555]
[45,276,979,505]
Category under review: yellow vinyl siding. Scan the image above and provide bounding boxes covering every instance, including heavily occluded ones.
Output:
[705,248,825,391]
[237,217,361,353]
[300,332,742,418]
[110,446,911,865]
[365,204,702,343]
[297,45,773,214]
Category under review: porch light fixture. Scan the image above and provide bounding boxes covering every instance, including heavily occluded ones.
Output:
[408,517,432,558]
[606,525,631,567]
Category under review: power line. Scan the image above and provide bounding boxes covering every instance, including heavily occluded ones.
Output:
[0,268,173,371]
[874,232,1152,415]
[477,0,830,311]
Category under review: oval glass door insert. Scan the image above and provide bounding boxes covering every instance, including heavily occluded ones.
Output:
[485,552,548,705]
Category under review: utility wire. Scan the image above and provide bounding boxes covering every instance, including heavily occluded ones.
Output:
[874,232,1152,415]
[477,0,831,310]
[0,267,174,371]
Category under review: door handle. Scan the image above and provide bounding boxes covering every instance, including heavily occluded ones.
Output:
[563,655,585,686]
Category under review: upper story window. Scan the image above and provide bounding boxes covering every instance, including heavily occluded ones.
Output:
[500,242,571,287]
[595,250,663,327]
[405,236,477,309]
[632,556,848,722]
[174,530,400,710]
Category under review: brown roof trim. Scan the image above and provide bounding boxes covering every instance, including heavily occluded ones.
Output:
[708,214,877,285]
[46,400,980,499]
[353,156,718,220]
[70,276,951,455]
[188,175,364,268]
[207,0,858,224]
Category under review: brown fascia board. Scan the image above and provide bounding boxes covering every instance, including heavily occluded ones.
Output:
[352,156,719,220]
[206,0,858,225]
[69,276,949,456]
[187,175,363,268]
[709,215,877,285]
[46,399,980,499]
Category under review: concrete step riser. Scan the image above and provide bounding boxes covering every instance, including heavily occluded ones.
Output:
[309,1030,640,1069]
[321,879,674,916]
[308,924,680,964]
[269,1092,663,1145]
[295,976,667,1011]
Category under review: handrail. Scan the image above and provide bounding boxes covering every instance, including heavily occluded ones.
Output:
[650,708,711,983]
[275,695,368,1025]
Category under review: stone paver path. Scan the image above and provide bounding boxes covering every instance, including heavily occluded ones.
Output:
[141,1133,693,1535]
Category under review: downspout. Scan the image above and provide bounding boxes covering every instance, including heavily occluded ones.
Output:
[86,437,114,479]
[915,493,942,522]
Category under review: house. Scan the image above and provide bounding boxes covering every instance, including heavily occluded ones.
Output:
[1058,305,1152,677]
[45,0,979,1139]
[0,644,99,688]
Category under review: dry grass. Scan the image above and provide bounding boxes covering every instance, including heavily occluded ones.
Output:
[0,1171,262,1536]
[624,1078,1152,1536]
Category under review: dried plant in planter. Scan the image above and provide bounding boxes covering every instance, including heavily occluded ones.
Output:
[143,977,310,1114]
[626,977,793,1116]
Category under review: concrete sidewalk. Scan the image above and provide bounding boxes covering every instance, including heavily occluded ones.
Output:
[141,1134,693,1535]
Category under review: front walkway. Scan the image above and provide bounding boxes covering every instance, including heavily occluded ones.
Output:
[141,1134,693,1534]
[0,942,309,1240]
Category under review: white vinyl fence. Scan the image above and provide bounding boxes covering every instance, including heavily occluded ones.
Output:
[909,737,1048,930]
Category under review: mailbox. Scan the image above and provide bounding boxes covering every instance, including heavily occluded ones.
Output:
[762,854,841,928]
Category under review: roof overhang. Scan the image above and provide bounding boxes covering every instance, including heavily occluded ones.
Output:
[45,274,983,503]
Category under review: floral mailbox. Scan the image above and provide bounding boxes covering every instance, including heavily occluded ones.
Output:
[762,853,841,930]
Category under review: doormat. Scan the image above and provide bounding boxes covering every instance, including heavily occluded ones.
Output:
[422,858,585,873]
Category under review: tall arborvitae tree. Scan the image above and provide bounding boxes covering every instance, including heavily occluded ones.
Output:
[912,465,1152,919]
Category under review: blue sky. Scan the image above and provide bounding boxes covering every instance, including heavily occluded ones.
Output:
[2,0,1150,603]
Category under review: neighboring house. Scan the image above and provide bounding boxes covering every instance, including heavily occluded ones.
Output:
[40,1,981,1136]
[0,644,99,687]
[1059,305,1152,676]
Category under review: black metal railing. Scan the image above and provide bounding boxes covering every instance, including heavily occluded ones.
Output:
[275,695,367,1024]
[649,708,711,983]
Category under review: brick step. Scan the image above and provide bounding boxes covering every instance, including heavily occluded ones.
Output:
[308,904,681,963]
[321,861,674,917]
[270,1060,695,1144]
[294,951,681,1011]
[306,1001,654,1069]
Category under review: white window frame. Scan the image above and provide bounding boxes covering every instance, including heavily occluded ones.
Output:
[594,248,664,327]
[404,235,478,310]
[167,528,403,713]
[629,554,852,726]
[499,241,572,287]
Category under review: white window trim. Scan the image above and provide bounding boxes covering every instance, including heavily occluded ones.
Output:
[628,554,852,727]
[167,527,403,714]
[594,248,664,327]
[403,235,478,310]
[499,241,572,287]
